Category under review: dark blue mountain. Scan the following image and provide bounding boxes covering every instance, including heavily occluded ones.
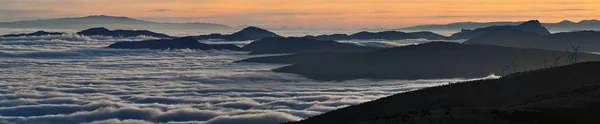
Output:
[190,26,281,41]
[449,20,551,39]
[107,37,240,50]
[77,27,172,38]
[1,31,66,37]
[303,31,448,40]
[240,37,379,54]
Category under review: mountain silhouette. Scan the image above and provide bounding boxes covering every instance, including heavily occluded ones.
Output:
[515,20,551,35]
[291,62,600,124]
[231,26,280,40]
[462,21,600,52]
[76,27,172,38]
[107,37,241,50]
[240,42,600,81]
[190,26,281,41]
[303,31,448,40]
[1,31,66,37]
[0,15,230,30]
[402,21,523,31]
[240,37,379,54]
[401,19,600,32]
[465,30,600,52]
[449,20,550,39]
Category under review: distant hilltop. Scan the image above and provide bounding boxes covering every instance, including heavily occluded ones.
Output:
[189,26,281,41]
[401,19,600,32]
[0,15,231,30]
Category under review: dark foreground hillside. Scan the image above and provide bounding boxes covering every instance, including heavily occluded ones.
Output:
[290,62,600,124]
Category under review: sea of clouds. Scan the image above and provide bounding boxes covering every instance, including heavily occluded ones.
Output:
[0,33,496,123]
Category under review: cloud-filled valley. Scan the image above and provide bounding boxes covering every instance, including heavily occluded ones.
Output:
[0,33,496,123]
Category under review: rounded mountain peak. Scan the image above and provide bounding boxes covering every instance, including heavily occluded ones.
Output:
[232,26,278,37]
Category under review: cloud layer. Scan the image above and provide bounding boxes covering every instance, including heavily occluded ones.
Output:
[0,33,497,123]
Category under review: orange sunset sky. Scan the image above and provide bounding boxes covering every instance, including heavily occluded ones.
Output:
[1,0,599,28]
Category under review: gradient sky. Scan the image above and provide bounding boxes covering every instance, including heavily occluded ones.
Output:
[1,0,599,28]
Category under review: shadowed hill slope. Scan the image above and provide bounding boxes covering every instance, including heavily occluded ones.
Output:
[292,62,600,124]
[107,37,240,50]
[239,42,600,80]
[235,52,352,64]
[240,37,379,54]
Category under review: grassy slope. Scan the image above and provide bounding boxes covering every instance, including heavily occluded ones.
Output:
[291,62,600,124]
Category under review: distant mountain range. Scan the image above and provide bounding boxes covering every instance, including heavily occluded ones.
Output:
[190,26,281,41]
[0,31,66,37]
[401,20,600,32]
[303,31,448,40]
[0,27,174,38]
[0,15,231,30]
[460,20,600,52]
[76,27,173,38]
[449,20,551,40]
